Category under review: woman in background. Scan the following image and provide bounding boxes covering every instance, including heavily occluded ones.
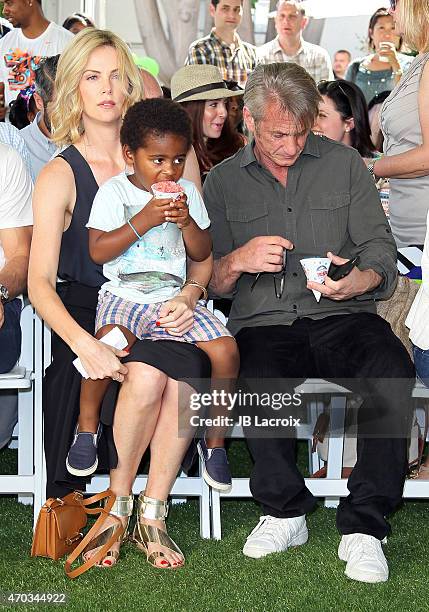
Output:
[345,7,412,104]
[171,65,244,181]
[314,79,377,158]
[62,13,95,34]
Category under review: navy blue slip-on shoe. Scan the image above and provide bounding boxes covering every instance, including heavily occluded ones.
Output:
[197,438,232,492]
[66,424,102,477]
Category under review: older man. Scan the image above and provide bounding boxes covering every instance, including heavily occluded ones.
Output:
[257,0,333,82]
[204,62,414,584]
[20,55,59,178]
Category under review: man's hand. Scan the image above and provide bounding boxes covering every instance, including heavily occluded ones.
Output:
[234,236,294,275]
[0,301,4,329]
[307,252,382,301]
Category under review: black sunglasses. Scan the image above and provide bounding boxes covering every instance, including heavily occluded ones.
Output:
[250,249,287,299]
[389,0,396,10]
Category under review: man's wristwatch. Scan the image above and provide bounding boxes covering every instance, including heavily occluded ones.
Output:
[0,284,9,303]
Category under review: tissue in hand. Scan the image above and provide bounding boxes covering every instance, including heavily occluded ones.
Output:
[73,327,128,379]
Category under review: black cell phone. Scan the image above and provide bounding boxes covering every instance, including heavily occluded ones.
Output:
[327,256,361,281]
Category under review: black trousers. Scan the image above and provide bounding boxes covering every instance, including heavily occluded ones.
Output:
[235,313,415,540]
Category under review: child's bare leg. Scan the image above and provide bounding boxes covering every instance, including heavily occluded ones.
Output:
[78,324,137,433]
[196,337,240,448]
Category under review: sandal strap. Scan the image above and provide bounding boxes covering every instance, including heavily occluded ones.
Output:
[138,524,182,554]
[138,492,168,520]
[109,494,134,518]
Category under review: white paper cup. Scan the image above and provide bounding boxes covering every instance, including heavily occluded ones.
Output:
[378,42,395,62]
[151,183,184,229]
[300,257,331,302]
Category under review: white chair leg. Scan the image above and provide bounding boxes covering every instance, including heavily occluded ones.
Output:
[33,312,45,526]
[18,387,33,505]
[210,488,222,540]
[325,395,346,508]
[308,399,324,475]
[200,477,211,539]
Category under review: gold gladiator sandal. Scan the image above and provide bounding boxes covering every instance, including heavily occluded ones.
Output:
[131,492,184,569]
[82,494,134,568]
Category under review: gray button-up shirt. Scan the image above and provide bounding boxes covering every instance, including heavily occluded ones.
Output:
[204,132,397,335]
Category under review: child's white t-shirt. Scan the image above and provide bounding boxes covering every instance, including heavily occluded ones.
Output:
[87,172,210,304]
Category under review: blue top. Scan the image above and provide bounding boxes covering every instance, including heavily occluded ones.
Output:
[345,53,413,104]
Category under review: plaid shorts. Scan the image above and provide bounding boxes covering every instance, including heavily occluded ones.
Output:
[95,291,232,343]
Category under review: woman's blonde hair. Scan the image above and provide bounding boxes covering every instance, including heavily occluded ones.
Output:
[398,0,429,53]
[51,29,144,146]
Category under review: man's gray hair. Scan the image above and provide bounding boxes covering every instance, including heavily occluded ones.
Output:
[276,0,305,15]
[34,54,60,103]
[244,62,321,130]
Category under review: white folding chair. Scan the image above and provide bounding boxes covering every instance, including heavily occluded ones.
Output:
[208,379,348,539]
[0,301,42,525]
[208,379,429,539]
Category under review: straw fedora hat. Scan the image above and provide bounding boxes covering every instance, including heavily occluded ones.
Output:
[171,65,244,103]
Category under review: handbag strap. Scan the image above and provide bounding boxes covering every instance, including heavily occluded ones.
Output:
[64,491,124,579]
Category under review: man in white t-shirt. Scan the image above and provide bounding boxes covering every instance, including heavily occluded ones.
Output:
[257,0,333,83]
[0,0,72,119]
[0,142,32,448]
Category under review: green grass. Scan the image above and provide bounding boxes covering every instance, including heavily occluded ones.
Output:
[0,443,428,612]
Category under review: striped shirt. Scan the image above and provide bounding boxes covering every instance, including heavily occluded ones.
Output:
[186,29,257,88]
[257,37,334,83]
[0,121,34,181]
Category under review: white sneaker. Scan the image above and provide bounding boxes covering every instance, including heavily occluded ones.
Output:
[338,533,389,583]
[243,515,308,559]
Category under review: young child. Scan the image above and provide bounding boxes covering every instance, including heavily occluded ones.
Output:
[66,98,239,491]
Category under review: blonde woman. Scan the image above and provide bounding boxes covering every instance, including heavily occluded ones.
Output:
[368,0,429,254]
[29,29,211,569]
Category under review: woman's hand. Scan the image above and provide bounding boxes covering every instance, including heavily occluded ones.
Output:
[74,335,129,382]
[157,294,196,336]
[377,42,401,73]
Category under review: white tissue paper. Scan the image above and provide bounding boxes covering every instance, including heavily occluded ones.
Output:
[73,327,128,379]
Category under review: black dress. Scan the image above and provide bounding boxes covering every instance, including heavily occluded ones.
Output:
[43,146,210,498]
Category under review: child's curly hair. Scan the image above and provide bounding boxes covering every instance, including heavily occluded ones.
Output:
[121,98,193,152]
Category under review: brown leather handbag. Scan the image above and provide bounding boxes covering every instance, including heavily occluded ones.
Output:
[31,490,122,578]
[31,491,88,560]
